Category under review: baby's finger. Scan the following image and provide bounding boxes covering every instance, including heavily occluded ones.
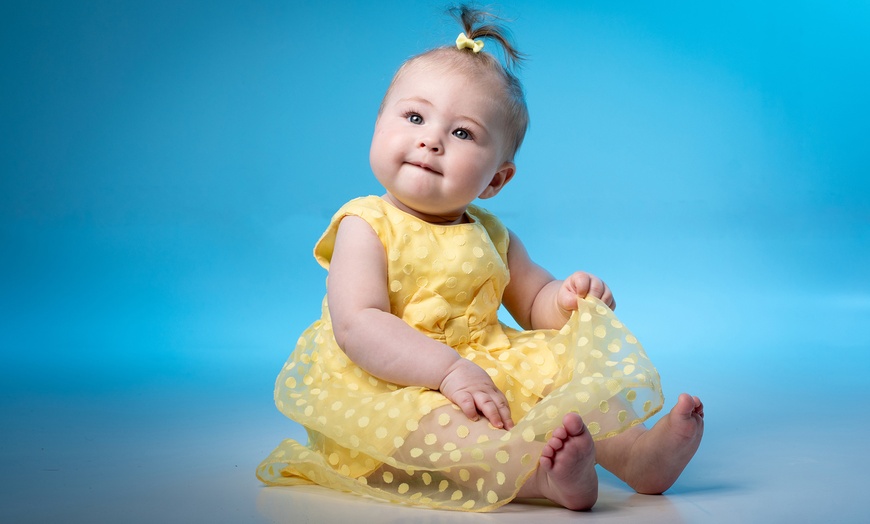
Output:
[496,398,514,430]
[567,272,591,298]
[557,285,581,312]
[474,392,513,430]
[601,284,615,310]
[474,394,505,429]
[587,276,607,299]
[453,391,481,423]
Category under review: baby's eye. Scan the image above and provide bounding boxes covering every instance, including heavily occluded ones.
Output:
[407,113,423,125]
[453,128,473,140]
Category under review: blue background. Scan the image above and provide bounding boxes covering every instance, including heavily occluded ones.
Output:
[2,1,868,521]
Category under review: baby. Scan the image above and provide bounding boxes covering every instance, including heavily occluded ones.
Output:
[257,5,703,512]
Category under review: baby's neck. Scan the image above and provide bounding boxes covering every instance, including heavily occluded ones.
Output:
[381,194,470,225]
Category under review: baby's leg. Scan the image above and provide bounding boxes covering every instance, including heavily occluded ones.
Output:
[517,413,598,511]
[595,393,704,494]
[381,404,599,510]
[371,404,533,509]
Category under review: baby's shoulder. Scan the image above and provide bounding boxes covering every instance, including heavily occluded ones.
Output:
[314,196,391,269]
[467,204,510,256]
[332,195,389,219]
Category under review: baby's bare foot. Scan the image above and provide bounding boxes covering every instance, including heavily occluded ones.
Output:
[627,393,704,494]
[538,413,599,510]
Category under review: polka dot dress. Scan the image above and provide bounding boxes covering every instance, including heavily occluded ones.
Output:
[256,196,663,512]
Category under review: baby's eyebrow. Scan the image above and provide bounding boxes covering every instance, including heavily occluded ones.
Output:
[459,114,487,132]
[398,96,433,107]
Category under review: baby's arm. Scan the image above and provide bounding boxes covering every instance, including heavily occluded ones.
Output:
[327,216,514,429]
[502,230,615,331]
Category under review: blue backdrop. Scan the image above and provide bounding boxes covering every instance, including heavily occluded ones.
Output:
[2,2,868,518]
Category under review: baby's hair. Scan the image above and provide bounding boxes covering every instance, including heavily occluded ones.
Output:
[448,4,526,70]
[378,4,530,160]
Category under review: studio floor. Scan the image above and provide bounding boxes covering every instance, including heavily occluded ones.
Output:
[3,317,868,524]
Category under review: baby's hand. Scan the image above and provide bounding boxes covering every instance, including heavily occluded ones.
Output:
[557,271,615,312]
[439,359,514,430]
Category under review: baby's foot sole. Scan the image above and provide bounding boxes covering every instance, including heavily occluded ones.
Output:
[538,413,598,510]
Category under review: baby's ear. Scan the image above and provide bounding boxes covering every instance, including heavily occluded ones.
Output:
[478,161,515,199]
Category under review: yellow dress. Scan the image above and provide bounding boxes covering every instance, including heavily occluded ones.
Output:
[256,196,663,512]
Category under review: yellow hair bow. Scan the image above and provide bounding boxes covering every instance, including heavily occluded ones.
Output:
[455,32,484,53]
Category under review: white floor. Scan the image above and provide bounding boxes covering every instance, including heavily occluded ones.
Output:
[3,344,867,524]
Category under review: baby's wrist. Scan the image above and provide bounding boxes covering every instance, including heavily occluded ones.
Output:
[437,356,464,389]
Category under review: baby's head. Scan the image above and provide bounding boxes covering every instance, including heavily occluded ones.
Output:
[370,6,529,221]
[378,7,529,161]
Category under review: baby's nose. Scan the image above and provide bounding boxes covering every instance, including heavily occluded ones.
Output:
[418,136,442,153]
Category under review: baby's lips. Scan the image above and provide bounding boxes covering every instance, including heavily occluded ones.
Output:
[407,160,442,174]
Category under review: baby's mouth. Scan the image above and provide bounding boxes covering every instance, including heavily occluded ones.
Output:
[407,161,442,175]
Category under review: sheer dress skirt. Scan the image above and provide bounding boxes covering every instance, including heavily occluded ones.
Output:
[256,296,663,512]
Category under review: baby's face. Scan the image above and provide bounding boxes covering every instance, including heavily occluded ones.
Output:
[370,62,514,220]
